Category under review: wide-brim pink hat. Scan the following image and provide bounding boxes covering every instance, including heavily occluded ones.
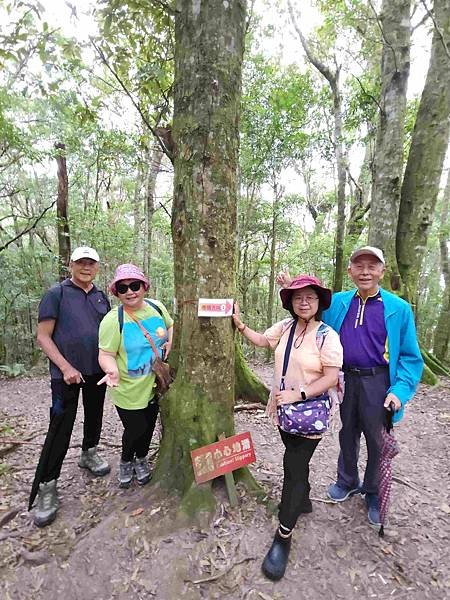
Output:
[109,263,150,296]
[280,274,332,310]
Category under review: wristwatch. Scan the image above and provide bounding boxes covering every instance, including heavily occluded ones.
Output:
[300,386,307,401]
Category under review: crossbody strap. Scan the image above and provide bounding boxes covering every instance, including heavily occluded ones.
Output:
[124,306,160,358]
[280,318,297,391]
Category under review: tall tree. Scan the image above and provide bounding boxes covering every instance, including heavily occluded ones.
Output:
[288,0,347,291]
[154,0,247,516]
[433,169,450,360]
[368,0,411,291]
[396,0,450,306]
[55,142,71,280]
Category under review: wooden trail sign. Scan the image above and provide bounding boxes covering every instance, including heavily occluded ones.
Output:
[191,432,256,485]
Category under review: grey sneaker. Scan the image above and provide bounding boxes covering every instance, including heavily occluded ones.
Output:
[78,447,111,476]
[134,456,151,486]
[118,460,134,488]
[34,480,58,527]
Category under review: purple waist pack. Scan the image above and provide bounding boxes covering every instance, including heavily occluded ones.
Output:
[277,393,331,436]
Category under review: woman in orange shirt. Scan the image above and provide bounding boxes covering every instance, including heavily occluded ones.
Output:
[233,275,343,581]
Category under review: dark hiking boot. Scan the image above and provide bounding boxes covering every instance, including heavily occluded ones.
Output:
[118,460,134,488]
[261,531,292,581]
[365,493,381,526]
[34,480,58,527]
[133,456,151,486]
[78,447,111,476]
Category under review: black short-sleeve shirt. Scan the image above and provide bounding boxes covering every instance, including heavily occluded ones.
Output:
[38,279,111,379]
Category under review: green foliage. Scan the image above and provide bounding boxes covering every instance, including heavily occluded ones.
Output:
[0,363,26,377]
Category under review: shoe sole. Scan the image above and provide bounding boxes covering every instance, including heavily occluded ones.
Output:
[118,480,133,488]
[136,476,151,486]
[78,463,111,476]
[327,488,361,503]
[34,511,57,528]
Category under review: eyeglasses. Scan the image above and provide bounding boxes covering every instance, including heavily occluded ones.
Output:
[293,295,319,304]
[116,281,142,294]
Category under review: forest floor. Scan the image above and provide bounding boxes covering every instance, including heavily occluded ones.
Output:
[0,367,449,600]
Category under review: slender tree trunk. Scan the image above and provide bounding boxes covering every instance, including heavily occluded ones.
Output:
[368,0,411,292]
[265,181,280,361]
[155,0,247,516]
[55,142,70,280]
[133,164,142,258]
[144,144,163,275]
[433,170,450,360]
[396,0,450,306]
[287,0,346,291]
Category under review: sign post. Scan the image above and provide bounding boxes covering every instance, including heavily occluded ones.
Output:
[190,432,256,506]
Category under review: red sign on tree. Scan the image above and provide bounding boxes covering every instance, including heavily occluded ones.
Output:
[191,432,256,484]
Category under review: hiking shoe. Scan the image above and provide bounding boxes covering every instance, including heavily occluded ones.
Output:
[134,456,151,486]
[118,460,134,488]
[327,482,361,503]
[78,447,111,476]
[34,480,58,527]
[365,493,381,526]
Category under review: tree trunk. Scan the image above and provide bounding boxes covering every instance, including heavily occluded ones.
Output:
[235,339,269,404]
[144,143,163,275]
[265,181,280,362]
[287,0,346,291]
[368,0,411,292]
[55,142,70,280]
[132,164,142,259]
[154,0,247,517]
[433,169,450,360]
[396,0,450,306]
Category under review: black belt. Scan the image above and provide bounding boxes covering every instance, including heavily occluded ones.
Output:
[343,365,389,376]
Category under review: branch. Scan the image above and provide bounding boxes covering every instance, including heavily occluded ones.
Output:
[0,201,56,253]
[352,73,383,114]
[90,38,173,161]
[367,0,399,72]
[419,0,450,59]
[287,0,337,87]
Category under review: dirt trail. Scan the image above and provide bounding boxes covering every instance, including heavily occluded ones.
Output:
[0,371,449,600]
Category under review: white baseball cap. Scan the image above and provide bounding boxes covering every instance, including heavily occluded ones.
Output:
[350,246,385,265]
[70,246,100,262]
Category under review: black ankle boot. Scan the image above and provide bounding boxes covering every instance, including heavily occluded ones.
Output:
[261,530,292,581]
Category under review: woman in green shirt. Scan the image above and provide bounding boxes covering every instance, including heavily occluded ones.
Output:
[98,264,173,488]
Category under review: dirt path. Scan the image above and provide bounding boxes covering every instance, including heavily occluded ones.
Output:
[0,370,449,600]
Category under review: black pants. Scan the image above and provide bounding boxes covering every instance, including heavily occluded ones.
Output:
[337,369,390,494]
[115,402,159,462]
[278,429,321,530]
[41,375,106,483]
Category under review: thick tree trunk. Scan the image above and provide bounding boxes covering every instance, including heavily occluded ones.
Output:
[235,339,269,404]
[368,0,411,292]
[396,0,450,306]
[55,142,70,280]
[155,0,247,516]
[433,170,450,360]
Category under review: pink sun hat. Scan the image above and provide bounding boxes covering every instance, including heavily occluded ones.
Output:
[109,263,150,296]
[279,274,332,310]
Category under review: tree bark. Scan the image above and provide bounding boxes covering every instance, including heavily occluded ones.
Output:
[154,0,247,517]
[433,169,450,360]
[368,0,411,292]
[143,143,163,275]
[55,142,70,280]
[265,180,281,362]
[396,0,450,306]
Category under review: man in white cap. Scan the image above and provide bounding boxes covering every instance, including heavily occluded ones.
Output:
[277,246,423,526]
[30,247,111,527]
[322,246,423,526]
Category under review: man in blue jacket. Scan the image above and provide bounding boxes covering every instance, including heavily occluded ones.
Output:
[322,246,423,526]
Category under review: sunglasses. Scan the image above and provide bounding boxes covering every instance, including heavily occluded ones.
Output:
[116,280,142,294]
